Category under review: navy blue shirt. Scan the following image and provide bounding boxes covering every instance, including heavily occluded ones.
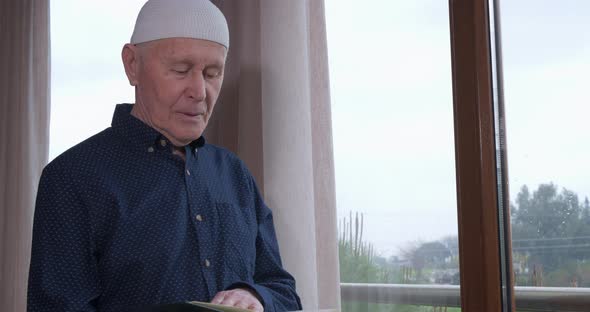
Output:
[28,104,301,312]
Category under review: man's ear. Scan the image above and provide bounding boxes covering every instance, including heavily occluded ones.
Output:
[122,44,140,86]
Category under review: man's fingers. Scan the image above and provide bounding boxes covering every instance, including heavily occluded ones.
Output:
[220,294,237,307]
[248,302,264,312]
[211,291,226,305]
[235,300,250,310]
[211,288,263,311]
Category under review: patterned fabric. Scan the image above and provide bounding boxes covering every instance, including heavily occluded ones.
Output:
[28,104,301,312]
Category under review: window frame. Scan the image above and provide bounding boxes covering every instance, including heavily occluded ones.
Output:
[448,0,516,311]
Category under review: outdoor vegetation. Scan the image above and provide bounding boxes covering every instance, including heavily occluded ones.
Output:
[340,183,590,311]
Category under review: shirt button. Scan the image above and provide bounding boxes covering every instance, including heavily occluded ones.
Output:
[204,259,211,267]
[194,147,198,153]
[147,147,154,153]
[196,214,203,222]
[160,139,167,147]
[186,169,191,176]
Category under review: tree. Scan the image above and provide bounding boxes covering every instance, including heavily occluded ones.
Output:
[412,241,451,270]
[338,213,436,311]
[511,183,590,281]
[512,183,580,239]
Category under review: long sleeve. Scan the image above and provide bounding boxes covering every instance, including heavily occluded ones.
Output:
[252,204,302,312]
[227,174,302,312]
[27,165,100,312]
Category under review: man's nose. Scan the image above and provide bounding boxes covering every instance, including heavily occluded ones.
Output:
[187,72,206,101]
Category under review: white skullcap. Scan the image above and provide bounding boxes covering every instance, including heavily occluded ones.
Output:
[130,0,229,49]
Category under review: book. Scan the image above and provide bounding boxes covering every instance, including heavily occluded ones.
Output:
[188,301,252,312]
[133,301,251,312]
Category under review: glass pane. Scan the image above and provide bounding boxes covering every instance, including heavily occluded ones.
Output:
[50,0,145,160]
[500,0,590,310]
[489,1,513,309]
[325,1,460,311]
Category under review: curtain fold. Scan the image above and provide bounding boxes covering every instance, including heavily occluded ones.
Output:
[208,1,340,310]
[0,1,51,311]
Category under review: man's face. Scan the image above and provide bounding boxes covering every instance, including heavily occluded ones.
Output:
[125,38,226,146]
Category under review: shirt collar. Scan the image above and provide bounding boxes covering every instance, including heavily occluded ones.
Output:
[111,103,206,152]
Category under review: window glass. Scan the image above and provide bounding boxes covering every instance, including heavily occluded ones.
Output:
[325,1,460,311]
[502,0,590,289]
[50,0,145,160]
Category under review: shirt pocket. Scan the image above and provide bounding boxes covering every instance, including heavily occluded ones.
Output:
[214,202,257,280]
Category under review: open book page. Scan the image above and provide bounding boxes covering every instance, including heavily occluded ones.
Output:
[137,301,252,312]
[187,301,251,312]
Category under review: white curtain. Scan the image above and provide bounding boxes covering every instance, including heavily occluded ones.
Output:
[0,1,51,311]
[207,1,341,310]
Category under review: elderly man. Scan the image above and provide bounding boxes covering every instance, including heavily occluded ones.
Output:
[27,1,301,311]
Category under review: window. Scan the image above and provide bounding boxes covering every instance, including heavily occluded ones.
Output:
[327,0,590,311]
[501,0,590,310]
[50,0,145,160]
[325,1,461,310]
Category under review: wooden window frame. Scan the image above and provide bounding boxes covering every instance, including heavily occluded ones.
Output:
[449,0,516,311]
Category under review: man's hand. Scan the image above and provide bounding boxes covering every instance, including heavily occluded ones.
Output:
[211,288,264,312]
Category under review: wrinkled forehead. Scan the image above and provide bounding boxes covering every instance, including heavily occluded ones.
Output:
[131,0,229,49]
[139,38,227,65]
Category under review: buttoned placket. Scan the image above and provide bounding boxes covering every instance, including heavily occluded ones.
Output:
[183,145,217,296]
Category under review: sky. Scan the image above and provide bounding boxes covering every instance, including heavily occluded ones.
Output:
[49,0,145,158]
[50,1,590,258]
[324,0,590,257]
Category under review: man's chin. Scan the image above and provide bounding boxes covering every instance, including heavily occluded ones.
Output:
[177,132,204,145]
[164,123,205,145]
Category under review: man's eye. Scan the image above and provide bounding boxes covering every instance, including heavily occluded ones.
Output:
[173,69,189,74]
[205,70,220,79]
